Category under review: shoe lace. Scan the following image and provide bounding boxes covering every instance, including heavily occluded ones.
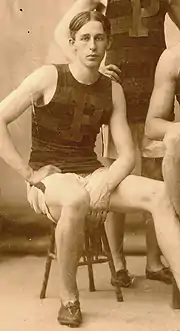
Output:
[66,301,80,317]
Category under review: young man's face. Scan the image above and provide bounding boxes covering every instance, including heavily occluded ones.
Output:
[71,20,109,68]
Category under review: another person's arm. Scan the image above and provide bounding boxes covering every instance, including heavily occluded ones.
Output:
[54,0,121,82]
[145,49,179,141]
[54,0,101,62]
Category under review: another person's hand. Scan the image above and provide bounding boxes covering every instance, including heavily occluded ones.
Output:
[26,165,61,185]
[99,64,121,83]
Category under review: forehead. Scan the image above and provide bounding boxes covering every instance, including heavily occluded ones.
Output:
[76,20,105,36]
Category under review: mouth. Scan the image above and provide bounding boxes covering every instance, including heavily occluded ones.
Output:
[87,54,99,60]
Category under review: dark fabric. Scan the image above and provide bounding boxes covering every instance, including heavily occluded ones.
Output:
[105,0,174,123]
[29,64,113,173]
[33,181,46,193]
[142,157,163,180]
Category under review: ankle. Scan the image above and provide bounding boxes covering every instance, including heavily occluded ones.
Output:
[146,262,165,273]
[113,255,126,271]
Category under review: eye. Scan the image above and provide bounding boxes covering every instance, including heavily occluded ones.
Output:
[81,35,90,41]
[95,35,104,41]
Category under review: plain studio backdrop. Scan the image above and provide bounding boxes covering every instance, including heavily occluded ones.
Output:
[0,0,180,207]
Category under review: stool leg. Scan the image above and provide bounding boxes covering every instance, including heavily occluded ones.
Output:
[172,276,180,309]
[84,229,96,292]
[100,223,123,302]
[40,226,55,299]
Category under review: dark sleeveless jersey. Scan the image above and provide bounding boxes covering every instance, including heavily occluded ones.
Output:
[105,0,174,123]
[29,64,113,173]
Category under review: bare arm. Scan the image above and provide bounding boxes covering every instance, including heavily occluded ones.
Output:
[106,82,135,192]
[0,65,56,181]
[145,49,179,141]
[168,0,180,30]
[54,0,102,62]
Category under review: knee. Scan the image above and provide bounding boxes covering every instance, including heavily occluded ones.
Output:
[65,188,90,215]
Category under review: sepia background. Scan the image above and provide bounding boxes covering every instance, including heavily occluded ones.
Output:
[0,1,180,253]
[1,2,180,330]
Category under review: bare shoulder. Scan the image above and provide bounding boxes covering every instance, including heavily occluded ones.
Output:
[21,64,58,95]
[157,46,180,79]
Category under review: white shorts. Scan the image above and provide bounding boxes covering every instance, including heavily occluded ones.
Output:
[26,167,108,223]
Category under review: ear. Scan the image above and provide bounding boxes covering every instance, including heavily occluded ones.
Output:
[69,38,76,51]
[106,36,112,50]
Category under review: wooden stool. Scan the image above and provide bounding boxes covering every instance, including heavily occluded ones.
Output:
[40,220,123,302]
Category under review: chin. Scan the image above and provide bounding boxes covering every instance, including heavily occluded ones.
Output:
[85,60,100,69]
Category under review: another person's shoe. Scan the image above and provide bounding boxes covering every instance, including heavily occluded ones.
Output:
[111,269,135,288]
[57,300,82,327]
[146,267,172,284]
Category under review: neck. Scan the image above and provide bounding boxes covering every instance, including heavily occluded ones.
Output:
[69,60,100,85]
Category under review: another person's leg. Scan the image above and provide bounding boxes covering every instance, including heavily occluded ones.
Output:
[142,157,172,284]
[109,174,180,290]
[105,212,134,286]
[105,211,126,271]
[163,123,180,218]
[103,123,143,287]
[104,158,133,287]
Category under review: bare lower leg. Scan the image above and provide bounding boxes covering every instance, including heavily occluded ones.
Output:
[109,175,180,289]
[162,152,180,218]
[151,190,180,289]
[105,212,126,271]
[145,212,165,272]
[55,206,86,305]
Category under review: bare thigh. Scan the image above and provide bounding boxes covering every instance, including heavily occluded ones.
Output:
[109,174,164,213]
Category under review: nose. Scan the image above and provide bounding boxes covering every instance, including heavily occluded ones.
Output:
[89,37,96,51]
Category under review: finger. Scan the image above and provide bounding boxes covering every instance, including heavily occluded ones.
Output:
[28,188,42,214]
[105,71,121,83]
[50,165,62,172]
[111,71,121,82]
[105,64,121,74]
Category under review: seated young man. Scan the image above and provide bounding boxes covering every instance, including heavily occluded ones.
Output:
[0,11,180,328]
[52,0,180,287]
[145,43,180,219]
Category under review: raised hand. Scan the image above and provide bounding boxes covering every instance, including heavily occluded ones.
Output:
[99,64,121,83]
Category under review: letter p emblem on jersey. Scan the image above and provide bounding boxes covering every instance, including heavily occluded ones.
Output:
[129,0,160,37]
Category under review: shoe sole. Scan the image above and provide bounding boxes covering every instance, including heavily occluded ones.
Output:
[58,318,81,328]
[146,275,172,284]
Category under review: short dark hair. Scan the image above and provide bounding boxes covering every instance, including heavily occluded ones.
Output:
[69,11,111,40]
